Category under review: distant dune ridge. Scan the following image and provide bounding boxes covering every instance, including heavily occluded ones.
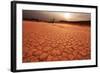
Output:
[23,17,91,26]
[22,20,91,63]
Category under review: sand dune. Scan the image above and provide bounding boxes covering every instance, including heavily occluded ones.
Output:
[22,21,91,63]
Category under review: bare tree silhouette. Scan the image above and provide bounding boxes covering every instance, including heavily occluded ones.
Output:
[49,18,55,23]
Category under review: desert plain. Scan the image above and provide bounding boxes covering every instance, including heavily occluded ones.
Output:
[22,20,91,63]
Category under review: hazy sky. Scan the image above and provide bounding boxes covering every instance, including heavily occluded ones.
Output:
[23,10,91,21]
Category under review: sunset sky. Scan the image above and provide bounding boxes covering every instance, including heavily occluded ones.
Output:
[23,10,91,21]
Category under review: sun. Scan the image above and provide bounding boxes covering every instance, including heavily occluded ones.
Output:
[64,13,72,19]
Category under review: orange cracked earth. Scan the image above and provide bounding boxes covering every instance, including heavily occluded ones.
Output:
[22,21,91,63]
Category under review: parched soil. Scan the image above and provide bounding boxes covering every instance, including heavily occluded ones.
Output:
[22,20,91,63]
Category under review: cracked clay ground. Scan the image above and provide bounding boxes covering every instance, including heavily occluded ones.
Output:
[22,21,91,63]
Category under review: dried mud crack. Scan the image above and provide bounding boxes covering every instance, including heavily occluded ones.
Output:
[22,21,91,63]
